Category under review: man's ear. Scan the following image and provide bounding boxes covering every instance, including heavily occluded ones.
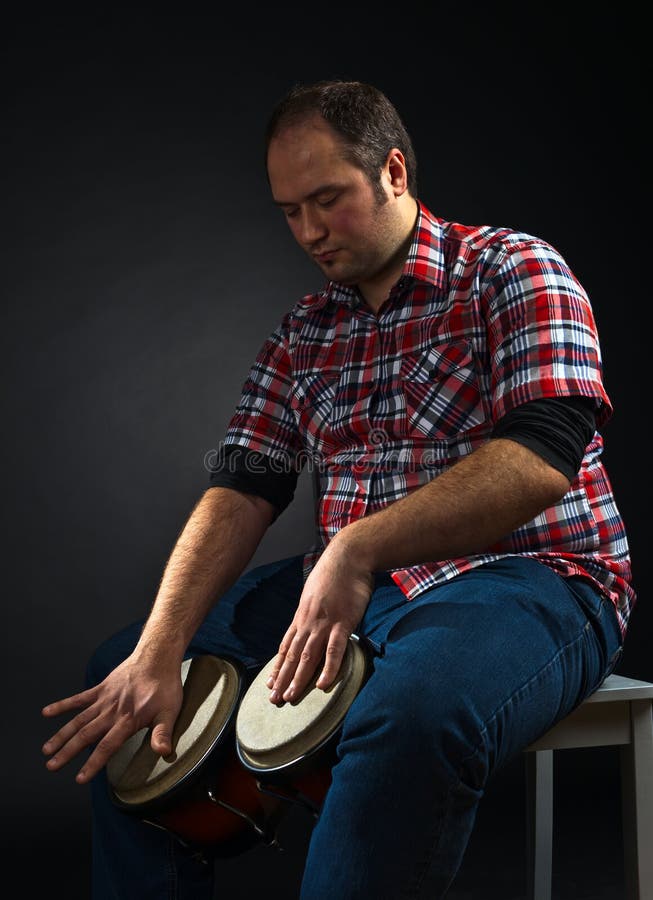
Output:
[385,148,409,197]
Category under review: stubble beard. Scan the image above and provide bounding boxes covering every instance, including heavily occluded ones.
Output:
[314,194,405,288]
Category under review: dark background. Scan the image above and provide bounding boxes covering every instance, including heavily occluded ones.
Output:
[4,9,647,899]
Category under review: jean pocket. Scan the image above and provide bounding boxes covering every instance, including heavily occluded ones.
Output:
[570,579,624,697]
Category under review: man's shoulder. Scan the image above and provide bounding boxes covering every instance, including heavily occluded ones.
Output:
[291,288,331,314]
[440,218,550,259]
[419,203,551,262]
[270,289,335,342]
[439,221,566,286]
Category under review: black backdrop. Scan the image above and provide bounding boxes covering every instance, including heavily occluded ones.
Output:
[4,10,648,899]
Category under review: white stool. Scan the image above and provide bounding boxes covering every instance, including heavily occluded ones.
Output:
[525,674,653,900]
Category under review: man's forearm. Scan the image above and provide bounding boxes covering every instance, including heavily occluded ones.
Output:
[335,438,571,572]
[134,487,274,664]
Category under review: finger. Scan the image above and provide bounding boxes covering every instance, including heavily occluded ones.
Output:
[42,700,104,760]
[44,710,117,773]
[265,627,297,690]
[315,628,350,690]
[280,632,329,702]
[74,714,140,784]
[41,686,99,719]
[268,630,311,703]
[150,713,176,757]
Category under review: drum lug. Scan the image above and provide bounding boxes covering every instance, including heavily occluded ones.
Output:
[206,788,282,850]
[256,782,321,819]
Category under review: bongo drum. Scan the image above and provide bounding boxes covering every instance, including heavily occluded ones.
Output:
[235,635,371,813]
[106,654,283,858]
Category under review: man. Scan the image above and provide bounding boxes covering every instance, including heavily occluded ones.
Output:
[42,80,634,899]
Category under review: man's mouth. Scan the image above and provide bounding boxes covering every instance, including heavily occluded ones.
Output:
[314,249,338,263]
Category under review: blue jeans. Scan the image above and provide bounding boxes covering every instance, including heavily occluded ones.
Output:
[87,555,623,899]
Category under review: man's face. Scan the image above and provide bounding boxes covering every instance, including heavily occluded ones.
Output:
[267,117,406,289]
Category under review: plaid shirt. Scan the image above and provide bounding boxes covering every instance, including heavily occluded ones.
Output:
[222,202,635,636]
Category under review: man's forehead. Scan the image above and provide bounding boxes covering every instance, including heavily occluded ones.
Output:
[268,117,345,164]
[267,119,358,202]
[271,113,337,142]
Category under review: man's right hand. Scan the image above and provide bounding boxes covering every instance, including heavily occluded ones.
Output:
[41,654,184,784]
[41,487,276,785]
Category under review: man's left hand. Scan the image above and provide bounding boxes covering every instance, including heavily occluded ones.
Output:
[265,532,373,703]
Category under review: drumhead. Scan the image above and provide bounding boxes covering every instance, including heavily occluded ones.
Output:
[235,636,368,775]
[107,655,243,809]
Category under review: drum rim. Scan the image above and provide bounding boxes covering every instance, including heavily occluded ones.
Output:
[236,718,342,777]
[108,654,248,811]
[235,636,370,777]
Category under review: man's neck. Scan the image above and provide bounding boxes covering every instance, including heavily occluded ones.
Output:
[358,202,418,314]
[359,273,404,315]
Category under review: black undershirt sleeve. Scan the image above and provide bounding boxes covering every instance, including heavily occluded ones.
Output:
[208,398,596,516]
[490,395,597,481]
[207,445,300,521]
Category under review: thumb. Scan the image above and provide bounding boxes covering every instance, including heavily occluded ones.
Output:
[150,716,175,757]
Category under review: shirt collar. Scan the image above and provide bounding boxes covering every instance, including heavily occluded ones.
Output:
[403,201,447,290]
[324,200,447,308]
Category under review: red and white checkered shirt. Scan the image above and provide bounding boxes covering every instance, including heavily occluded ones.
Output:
[223,202,635,636]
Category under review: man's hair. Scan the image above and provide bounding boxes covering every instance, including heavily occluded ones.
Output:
[265,80,418,197]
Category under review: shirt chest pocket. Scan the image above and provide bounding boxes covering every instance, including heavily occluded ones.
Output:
[290,371,340,447]
[400,341,486,439]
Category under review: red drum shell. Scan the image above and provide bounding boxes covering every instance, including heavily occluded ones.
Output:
[106,654,280,856]
[235,636,371,806]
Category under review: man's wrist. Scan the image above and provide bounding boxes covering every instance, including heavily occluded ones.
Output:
[330,518,378,572]
[133,625,188,670]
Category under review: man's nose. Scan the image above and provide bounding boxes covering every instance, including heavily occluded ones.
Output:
[299,209,328,245]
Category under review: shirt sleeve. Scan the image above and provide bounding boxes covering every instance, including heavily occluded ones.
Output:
[208,445,299,520]
[491,395,597,481]
[482,239,612,428]
[216,311,306,476]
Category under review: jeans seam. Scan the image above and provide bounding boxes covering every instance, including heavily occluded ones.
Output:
[405,627,592,898]
[471,623,597,766]
[402,779,456,899]
[164,834,178,900]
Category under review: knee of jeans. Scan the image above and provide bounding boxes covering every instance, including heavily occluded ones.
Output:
[339,671,489,792]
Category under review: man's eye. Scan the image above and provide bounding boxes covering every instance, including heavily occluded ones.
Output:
[285,208,299,219]
[317,196,337,208]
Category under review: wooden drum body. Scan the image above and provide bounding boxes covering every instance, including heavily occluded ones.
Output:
[106,654,279,857]
[235,636,371,811]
